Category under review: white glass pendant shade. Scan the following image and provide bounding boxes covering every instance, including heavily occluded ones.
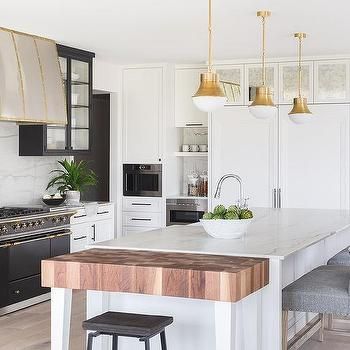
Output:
[193,95,227,112]
[289,113,313,124]
[248,104,277,119]
[192,72,227,112]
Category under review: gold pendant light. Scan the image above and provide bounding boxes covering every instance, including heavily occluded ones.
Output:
[288,33,313,124]
[192,0,226,112]
[249,11,277,119]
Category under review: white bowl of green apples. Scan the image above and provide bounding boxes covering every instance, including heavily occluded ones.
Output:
[200,205,253,239]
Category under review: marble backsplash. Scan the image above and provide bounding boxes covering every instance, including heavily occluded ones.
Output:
[0,122,66,206]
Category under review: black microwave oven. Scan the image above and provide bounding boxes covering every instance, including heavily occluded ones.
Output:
[123,164,162,197]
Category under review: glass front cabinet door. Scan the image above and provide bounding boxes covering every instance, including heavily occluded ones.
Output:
[279,62,313,104]
[314,60,350,103]
[19,45,95,156]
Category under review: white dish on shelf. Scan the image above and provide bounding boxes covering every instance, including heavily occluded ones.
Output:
[72,72,80,81]
[71,93,79,105]
[200,219,253,239]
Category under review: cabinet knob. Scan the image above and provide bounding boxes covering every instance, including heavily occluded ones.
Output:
[14,290,20,294]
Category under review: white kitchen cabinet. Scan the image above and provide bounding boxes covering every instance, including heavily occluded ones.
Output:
[94,220,114,243]
[123,196,162,212]
[70,203,115,252]
[122,211,161,227]
[279,62,313,104]
[210,106,278,208]
[175,67,208,127]
[123,67,163,163]
[70,223,92,253]
[279,104,350,209]
[245,63,279,105]
[314,60,350,103]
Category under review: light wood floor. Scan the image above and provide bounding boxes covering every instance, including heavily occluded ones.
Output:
[0,292,350,350]
[0,292,85,350]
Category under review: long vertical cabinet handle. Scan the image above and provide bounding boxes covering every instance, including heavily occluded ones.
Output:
[92,224,96,241]
[278,188,282,208]
[273,188,277,208]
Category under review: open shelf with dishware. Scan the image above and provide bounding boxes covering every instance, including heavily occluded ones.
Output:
[167,127,209,200]
[18,45,95,156]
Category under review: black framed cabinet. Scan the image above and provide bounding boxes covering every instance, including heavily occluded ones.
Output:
[19,45,95,156]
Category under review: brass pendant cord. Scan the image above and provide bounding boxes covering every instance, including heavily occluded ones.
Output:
[208,0,213,73]
[297,35,303,98]
[261,15,266,86]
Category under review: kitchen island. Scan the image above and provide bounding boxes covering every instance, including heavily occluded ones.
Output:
[42,208,350,350]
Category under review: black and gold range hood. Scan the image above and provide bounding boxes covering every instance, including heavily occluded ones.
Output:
[0,27,67,124]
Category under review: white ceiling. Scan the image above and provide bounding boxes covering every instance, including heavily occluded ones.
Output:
[0,0,348,64]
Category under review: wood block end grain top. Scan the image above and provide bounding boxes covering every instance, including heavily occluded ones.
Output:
[41,249,269,303]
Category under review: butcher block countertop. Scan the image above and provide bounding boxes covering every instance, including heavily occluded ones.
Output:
[41,248,269,302]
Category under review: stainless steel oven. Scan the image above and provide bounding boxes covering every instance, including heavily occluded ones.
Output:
[166,198,207,226]
[123,164,162,197]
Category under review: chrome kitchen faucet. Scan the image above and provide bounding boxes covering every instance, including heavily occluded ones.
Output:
[214,174,245,207]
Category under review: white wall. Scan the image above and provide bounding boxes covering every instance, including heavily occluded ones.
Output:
[94,58,120,92]
[0,122,65,206]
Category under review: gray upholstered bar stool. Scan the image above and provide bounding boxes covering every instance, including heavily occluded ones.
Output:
[327,247,350,328]
[282,265,350,350]
[82,311,173,350]
[328,247,350,266]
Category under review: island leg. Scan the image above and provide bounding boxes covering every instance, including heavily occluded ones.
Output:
[215,301,243,350]
[51,287,72,350]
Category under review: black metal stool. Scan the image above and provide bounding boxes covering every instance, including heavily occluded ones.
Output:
[82,311,173,350]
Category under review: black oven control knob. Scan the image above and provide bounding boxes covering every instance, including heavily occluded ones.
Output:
[61,216,67,222]
[52,217,59,224]
[39,220,45,225]
[139,165,146,170]
[29,222,34,227]
[12,223,21,230]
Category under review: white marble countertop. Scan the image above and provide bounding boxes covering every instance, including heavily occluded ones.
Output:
[90,208,350,259]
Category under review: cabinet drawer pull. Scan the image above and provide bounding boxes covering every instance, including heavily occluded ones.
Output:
[186,123,203,126]
[97,211,109,215]
[74,214,87,219]
[131,218,152,221]
[14,290,20,295]
[73,236,87,241]
[131,203,152,206]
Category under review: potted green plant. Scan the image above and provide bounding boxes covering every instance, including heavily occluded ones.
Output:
[46,159,97,204]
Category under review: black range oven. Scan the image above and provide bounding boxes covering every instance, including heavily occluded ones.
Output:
[0,207,74,315]
[123,164,162,197]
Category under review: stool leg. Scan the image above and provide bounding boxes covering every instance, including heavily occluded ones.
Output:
[160,331,167,350]
[328,314,334,330]
[87,333,94,350]
[319,314,325,342]
[144,339,151,350]
[282,310,288,350]
[112,335,118,350]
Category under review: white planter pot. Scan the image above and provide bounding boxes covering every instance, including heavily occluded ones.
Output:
[66,190,80,204]
[200,219,253,239]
